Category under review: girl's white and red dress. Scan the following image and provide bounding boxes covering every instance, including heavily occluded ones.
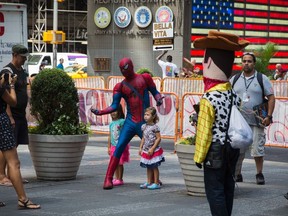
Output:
[140,123,165,168]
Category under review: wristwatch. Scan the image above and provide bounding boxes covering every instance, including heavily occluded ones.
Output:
[266,115,273,120]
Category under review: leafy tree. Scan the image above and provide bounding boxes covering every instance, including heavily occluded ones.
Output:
[248,42,278,77]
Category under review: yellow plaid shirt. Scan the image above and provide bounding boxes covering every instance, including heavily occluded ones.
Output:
[194,82,232,164]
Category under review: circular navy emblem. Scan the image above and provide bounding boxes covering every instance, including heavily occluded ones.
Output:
[114,7,131,28]
[155,6,173,23]
[94,7,111,29]
[134,6,152,28]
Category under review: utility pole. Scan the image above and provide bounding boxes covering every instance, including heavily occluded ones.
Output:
[53,0,58,68]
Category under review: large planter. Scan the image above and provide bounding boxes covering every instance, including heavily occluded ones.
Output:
[175,143,205,196]
[28,134,89,181]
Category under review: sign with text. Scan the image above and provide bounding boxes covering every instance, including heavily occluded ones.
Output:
[94,58,111,72]
[153,22,174,51]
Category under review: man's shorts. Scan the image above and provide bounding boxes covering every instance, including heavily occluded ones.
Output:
[14,117,29,146]
[250,126,266,157]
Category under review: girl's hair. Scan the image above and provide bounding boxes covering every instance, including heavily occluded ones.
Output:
[116,104,125,119]
[145,107,159,123]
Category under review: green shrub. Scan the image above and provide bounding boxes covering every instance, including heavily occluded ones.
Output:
[136,68,155,77]
[176,136,196,145]
[29,68,89,135]
[254,42,278,77]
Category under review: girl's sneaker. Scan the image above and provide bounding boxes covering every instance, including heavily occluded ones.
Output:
[147,183,161,190]
[140,182,151,189]
[113,179,124,186]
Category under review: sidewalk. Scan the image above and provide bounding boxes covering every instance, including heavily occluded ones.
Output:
[1,135,287,216]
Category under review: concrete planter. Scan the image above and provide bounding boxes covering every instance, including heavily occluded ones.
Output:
[28,134,89,181]
[175,143,205,196]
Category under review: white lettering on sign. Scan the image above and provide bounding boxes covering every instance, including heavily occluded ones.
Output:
[153,22,173,39]
[76,29,88,40]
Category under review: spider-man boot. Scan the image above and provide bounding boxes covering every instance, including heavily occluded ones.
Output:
[103,156,120,190]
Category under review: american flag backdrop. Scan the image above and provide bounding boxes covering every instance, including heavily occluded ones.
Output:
[191,0,288,71]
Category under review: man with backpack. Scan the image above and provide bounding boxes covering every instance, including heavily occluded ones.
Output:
[230,52,275,185]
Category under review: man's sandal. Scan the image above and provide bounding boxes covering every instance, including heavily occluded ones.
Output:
[0,201,6,207]
[18,199,41,210]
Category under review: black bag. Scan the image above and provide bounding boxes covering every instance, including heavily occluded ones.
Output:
[253,99,270,127]
[204,142,225,169]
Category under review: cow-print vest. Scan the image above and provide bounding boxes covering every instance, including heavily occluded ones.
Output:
[203,90,240,145]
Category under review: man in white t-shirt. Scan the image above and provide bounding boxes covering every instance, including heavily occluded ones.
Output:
[156,50,179,78]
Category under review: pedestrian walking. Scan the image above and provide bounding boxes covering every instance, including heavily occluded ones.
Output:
[56,58,64,70]
[231,52,275,185]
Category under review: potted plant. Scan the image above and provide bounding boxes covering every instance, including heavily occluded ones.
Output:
[175,110,205,196]
[29,68,89,181]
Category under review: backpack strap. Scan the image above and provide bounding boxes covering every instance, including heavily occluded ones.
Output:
[232,72,241,88]
[1,66,14,74]
[256,72,265,99]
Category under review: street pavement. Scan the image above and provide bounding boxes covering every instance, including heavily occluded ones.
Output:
[1,135,287,216]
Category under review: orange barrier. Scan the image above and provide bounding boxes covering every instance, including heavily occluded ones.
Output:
[162,77,203,99]
[162,78,288,99]
[180,93,202,138]
[107,76,123,90]
[181,93,288,148]
[271,80,288,97]
[107,76,162,91]
[72,77,288,98]
[77,88,179,141]
[27,76,288,147]
[73,76,105,89]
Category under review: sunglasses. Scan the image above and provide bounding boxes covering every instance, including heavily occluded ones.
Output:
[242,60,253,63]
[243,52,255,56]
[242,52,256,62]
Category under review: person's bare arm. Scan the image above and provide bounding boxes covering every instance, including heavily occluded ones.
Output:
[139,137,145,156]
[107,133,111,155]
[262,94,275,126]
[156,50,168,61]
[2,74,17,125]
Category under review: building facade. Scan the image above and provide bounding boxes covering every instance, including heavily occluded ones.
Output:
[87,0,191,78]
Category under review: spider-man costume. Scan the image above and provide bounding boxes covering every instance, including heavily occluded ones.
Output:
[91,58,163,189]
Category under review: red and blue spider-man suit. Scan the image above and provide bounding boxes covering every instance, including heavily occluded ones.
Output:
[91,58,163,189]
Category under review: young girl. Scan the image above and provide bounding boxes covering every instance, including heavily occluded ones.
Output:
[139,107,165,190]
[108,104,130,186]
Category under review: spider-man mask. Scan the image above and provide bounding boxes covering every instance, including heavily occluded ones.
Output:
[119,58,135,80]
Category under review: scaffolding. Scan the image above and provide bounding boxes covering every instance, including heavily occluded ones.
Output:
[30,0,87,53]
[31,0,47,52]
